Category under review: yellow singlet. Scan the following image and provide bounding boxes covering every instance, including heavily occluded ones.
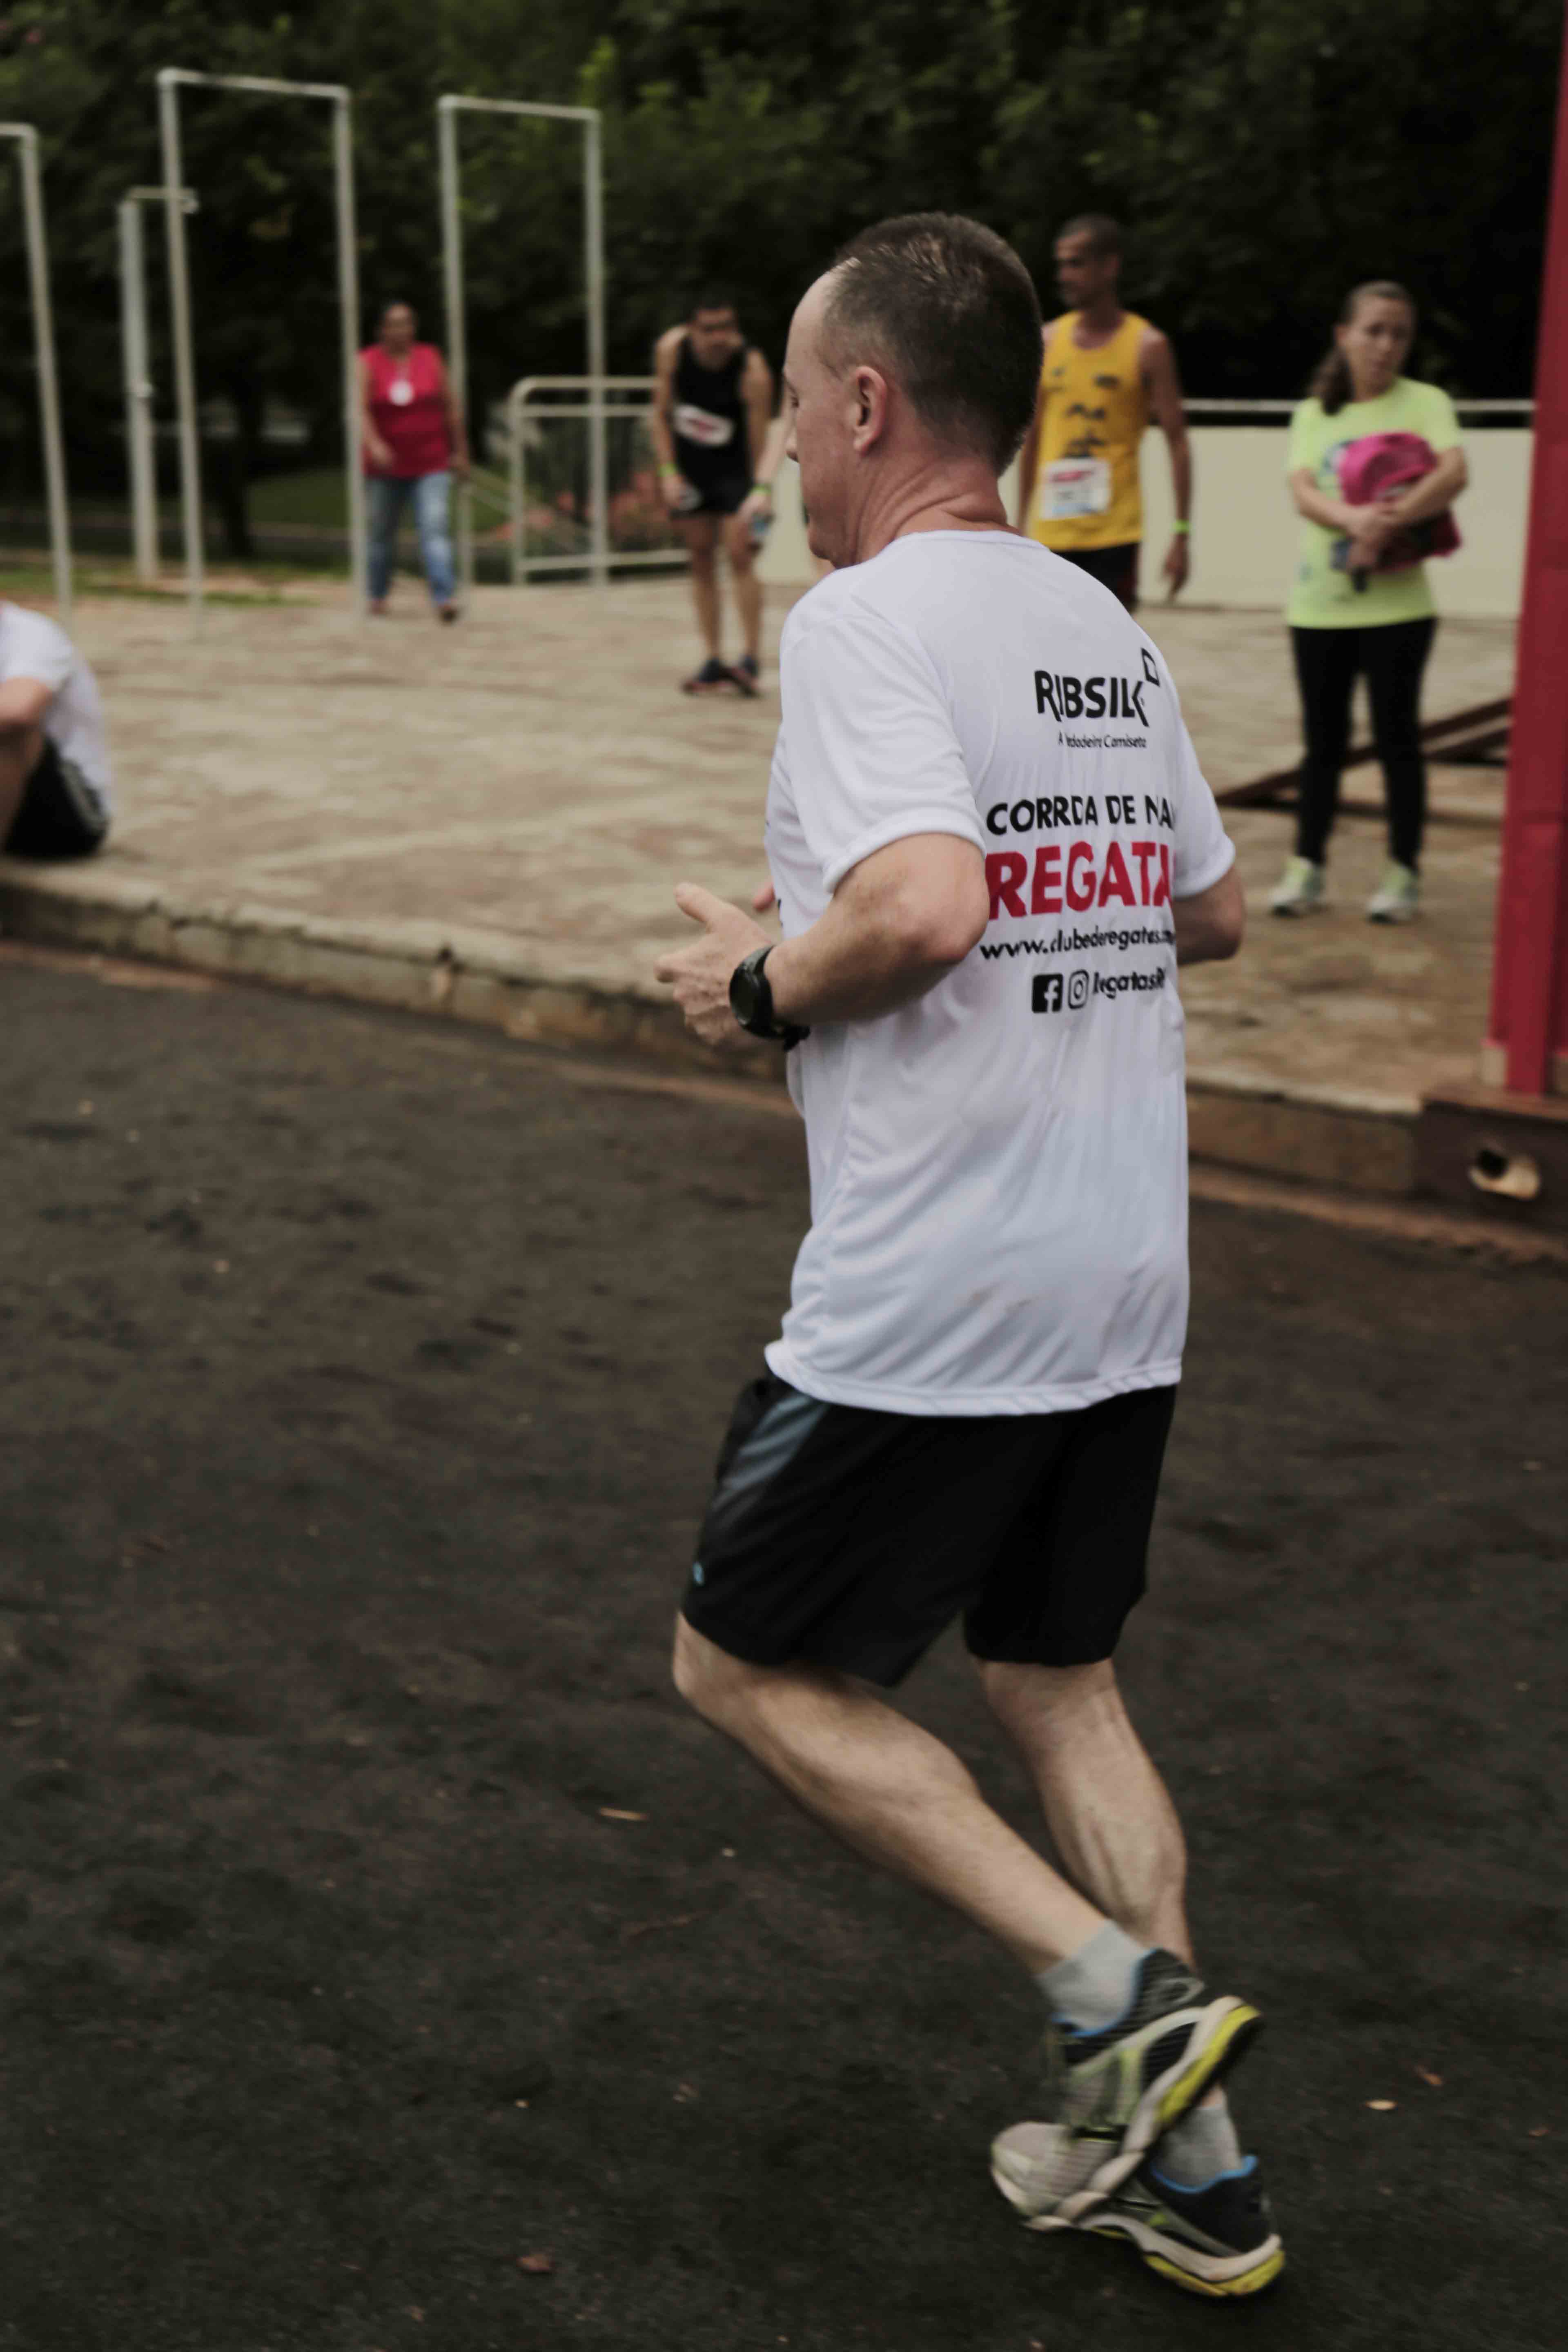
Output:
[1028,311,1150,552]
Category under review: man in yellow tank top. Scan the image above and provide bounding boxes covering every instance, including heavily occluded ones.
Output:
[1016,215,1191,611]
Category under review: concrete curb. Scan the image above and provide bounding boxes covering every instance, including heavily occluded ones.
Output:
[0,860,1420,1195]
[0,860,790,1088]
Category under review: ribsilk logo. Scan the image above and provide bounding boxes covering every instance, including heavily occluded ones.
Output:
[1035,648,1160,726]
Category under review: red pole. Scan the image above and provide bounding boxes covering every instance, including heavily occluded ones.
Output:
[1486,2,1568,1098]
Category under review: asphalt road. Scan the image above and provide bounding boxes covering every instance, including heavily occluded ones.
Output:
[1,947,1563,2352]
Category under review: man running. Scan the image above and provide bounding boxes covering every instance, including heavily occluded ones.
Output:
[0,599,112,864]
[654,214,1280,2303]
[651,292,775,695]
[1015,215,1191,611]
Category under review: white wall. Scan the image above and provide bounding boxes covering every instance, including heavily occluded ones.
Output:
[760,426,1531,620]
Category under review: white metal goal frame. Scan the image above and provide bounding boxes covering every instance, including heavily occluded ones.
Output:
[0,123,71,623]
[438,95,607,600]
[504,376,685,580]
[119,184,197,585]
[156,67,366,619]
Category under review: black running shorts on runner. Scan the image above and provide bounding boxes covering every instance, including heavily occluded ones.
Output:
[677,470,751,518]
[4,739,108,860]
[1060,540,1140,612]
[682,1374,1177,1687]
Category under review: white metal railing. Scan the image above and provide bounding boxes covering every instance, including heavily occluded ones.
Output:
[0,124,71,621]
[157,68,365,620]
[440,97,606,598]
[1183,397,1534,417]
[503,376,686,581]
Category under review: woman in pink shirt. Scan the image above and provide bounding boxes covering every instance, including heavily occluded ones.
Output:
[358,301,470,620]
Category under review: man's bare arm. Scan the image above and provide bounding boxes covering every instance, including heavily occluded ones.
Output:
[1172,864,1244,966]
[648,327,683,474]
[1142,329,1191,599]
[0,677,52,734]
[1014,340,1053,530]
[742,350,774,479]
[655,835,990,1046]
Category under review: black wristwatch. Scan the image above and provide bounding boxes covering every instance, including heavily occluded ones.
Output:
[729,946,809,1049]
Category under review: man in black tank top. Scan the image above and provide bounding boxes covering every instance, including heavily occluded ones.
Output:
[652,291,777,694]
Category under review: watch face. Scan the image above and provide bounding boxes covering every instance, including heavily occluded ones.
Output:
[730,962,762,1027]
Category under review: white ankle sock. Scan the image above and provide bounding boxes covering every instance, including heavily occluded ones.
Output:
[1157,2093,1244,2187]
[1036,1920,1150,2034]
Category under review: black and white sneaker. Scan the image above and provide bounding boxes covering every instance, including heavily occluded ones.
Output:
[992,2128,1283,2298]
[994,1949,1262,2223]
[1079,2156,1284,2298]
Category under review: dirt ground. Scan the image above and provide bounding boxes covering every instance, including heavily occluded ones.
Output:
[2,948,1563,2352]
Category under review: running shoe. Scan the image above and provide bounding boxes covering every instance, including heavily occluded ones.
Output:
[729,653,760,697]
[993,2125,1284,2299]
[1268,855,1325,915]
[681,656,733,695]
[999,1949,1262,2222]
[1366,860,1419,922]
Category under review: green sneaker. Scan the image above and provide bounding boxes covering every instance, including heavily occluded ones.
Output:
[1268,855,1325,916]
[1366,860,1419,922]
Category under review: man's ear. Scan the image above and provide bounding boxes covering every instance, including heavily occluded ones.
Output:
[851,366,891,451]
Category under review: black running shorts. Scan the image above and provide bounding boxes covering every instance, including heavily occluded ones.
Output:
[4,739,109,860]
[1060,540,1140,612]
[675,470,751,519]
[681,1374,1177,1687]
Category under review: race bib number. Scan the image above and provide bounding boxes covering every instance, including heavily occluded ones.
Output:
[673,402,735,450]
[1040,457,1111,521]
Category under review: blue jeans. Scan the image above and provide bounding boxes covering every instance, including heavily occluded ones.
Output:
[367,470,455,606]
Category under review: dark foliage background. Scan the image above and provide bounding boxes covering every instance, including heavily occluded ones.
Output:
[0,0,1560,537]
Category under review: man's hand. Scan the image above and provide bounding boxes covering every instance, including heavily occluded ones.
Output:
[451,452,471,483]
[739,486,773,529]
[1163,535,1190,599]
[660,470,693,515]
[365,430,394,472]
[654,882,772,1047]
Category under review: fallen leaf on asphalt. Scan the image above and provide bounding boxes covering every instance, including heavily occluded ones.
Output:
[599,1807,645,1822]
[517,2252,555,2275]
[1415,2067,1443,2088]
[1529,2126,1550,2139]
[1366,2099,1396,2111]
[622,1913,697,1941]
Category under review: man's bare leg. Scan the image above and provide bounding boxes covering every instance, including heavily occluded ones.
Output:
[673,1617,1105,1970]
[976,1657,1190,1956]
[723,512,762,664]
[0,724,45,846]
[979,1656,1239,2156]
[679,515,721,660]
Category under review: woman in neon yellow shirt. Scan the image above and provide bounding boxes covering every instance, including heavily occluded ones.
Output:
[1270,282,1468,922]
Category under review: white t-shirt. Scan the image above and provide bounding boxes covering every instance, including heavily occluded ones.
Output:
[762,530,1234,1417]
[0,601,113,814]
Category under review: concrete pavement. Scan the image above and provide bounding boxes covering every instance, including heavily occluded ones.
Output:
[0,578,1518,1193]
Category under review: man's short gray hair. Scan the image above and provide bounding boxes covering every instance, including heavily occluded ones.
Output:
[821,214,1043,474]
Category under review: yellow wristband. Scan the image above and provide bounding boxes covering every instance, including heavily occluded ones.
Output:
[1172,520,1191,537]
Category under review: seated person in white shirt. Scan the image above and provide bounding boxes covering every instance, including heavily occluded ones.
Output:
[0,600,113,861]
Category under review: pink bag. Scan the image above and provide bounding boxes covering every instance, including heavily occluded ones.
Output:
[1337,430,1460,570]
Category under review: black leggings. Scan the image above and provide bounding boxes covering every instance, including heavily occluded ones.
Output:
[1291,617,1437,871]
